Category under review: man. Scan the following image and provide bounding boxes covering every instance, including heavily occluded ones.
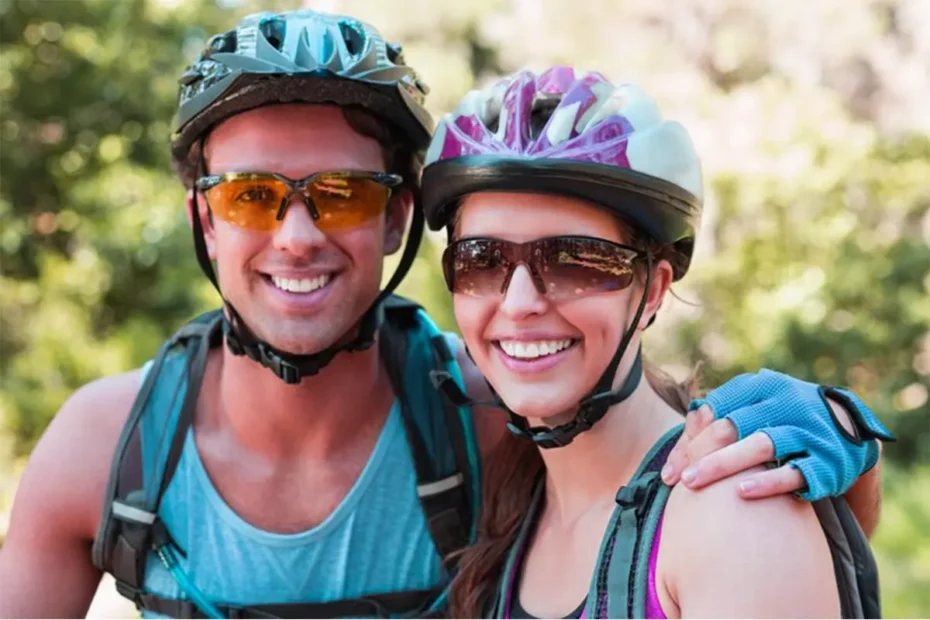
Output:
[0,10,892,618]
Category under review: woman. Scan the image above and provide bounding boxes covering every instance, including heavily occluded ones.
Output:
[421,67,848,618]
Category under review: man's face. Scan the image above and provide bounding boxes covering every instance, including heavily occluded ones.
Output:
[193,103,409,355]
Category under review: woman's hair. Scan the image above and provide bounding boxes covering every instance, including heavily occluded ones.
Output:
[447,231,702,617]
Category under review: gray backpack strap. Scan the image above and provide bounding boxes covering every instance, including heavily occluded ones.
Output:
[589,423,881,620]
[591,425,683,619]
[91,310,223,607]
[814,497,881,619]
[488,426,681,619]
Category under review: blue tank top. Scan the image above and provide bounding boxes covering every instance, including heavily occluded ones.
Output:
[140,397,442,616]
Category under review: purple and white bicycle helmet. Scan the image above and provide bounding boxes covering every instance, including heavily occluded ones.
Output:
[423,67,706,448]
[422,65,703,279]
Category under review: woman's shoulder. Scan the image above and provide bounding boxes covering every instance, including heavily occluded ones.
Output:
[656,467,839,616]
[661,465,827,565]
[664,465,818,531]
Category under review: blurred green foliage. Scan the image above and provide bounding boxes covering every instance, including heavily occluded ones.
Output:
[1,0,927,614]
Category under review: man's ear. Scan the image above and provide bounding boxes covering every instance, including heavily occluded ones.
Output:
[637,259,674,330]
[187,190,217,261]
[383,188,413,255]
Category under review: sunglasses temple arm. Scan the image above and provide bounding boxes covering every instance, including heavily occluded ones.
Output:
[190,187,221,293]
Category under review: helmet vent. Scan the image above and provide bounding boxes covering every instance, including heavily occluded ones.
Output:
[259,18,286,52]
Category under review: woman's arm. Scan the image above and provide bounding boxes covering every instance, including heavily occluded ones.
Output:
[659,467,841,618]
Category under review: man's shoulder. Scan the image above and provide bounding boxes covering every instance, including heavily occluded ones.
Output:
[61,368,145,436]
[19,368,146,539]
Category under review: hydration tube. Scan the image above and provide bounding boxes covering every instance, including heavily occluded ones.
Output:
[155,543,226,619]
[424,587,450,616]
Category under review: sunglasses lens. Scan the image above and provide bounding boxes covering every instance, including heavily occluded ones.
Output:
[540,237,637,299]
[307,174,392,231]
[204,177,288,231]
[443,239,511,297]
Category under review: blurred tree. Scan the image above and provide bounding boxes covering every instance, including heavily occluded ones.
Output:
[0,0,235,453]
[670,130,930,467]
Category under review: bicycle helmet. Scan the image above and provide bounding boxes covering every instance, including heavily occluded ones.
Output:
[172,9,432,384]
[424,66,704,446]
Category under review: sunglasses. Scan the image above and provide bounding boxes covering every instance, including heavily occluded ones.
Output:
[194,170,403,232]
[441,236,646,301]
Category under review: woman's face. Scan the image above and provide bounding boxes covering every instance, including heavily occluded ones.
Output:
[451,192,672,422]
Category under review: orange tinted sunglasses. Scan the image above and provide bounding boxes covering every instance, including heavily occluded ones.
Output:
[195,170,403,232]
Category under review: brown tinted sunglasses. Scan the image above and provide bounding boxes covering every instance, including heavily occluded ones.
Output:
[195,170,403,232]
[441,236,646,301]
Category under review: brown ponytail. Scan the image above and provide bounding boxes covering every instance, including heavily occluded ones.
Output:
[449,430,543,617]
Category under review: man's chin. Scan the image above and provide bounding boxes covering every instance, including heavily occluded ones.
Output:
[235,317,347,356]
[231,304,372,357]
[257,332,345,356]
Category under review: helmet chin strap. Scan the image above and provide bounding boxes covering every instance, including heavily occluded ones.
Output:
[431,252,654,449]
[189,146,424,385]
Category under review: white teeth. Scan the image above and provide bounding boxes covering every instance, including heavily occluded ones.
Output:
[270,274,331,294]
[498,339,573,359]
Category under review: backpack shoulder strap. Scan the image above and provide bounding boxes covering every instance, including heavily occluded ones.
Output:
[813,496,881,619]
[490,427,681,619]
[594,424,683,619]
[91,310,223,606]
[379,295,482,569]
[133,587,446,619]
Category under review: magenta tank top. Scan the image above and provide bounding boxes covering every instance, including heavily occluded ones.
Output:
[644,512,667,619]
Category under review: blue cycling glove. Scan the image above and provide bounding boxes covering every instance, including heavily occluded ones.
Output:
[689,369,895,501]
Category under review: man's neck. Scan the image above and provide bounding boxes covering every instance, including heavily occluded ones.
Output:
[197,338,396,460]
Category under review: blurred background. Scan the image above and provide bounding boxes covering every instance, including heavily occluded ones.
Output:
[1,0,928,616]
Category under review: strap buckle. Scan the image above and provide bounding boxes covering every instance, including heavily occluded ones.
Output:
[115,580,145,609]
[615,472,660,516]
[255,343,302,384]
[417,473,464,498]
[112,499,157,526]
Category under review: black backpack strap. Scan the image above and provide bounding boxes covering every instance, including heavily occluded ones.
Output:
[136,588,445,619]
[91,310,223,608]
[813,497,881,618]
[378,295,477,569]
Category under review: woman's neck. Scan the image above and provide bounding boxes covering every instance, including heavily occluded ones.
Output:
[536,373,684,524]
